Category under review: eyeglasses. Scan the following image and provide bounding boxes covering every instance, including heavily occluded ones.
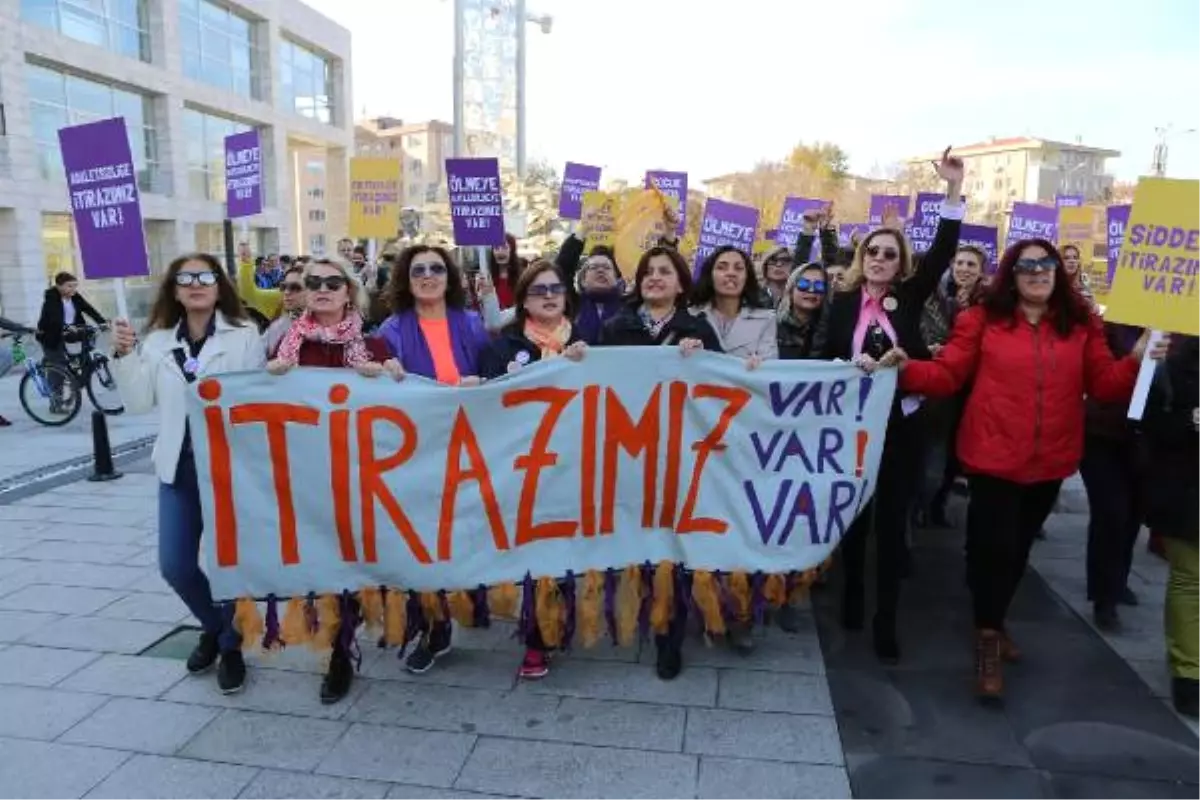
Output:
[304,275,348,292]
[1014,257,1057,274]
[527,283,566,298]
[281,282,305,294]
[866,245,900,262]
[175,271,218,287]
[767,255,794,266]
[410,262,448,278]
[795,278,827,294]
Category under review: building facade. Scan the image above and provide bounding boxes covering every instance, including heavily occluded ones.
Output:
[0,0,354,323]
[906,137,1120,223]
[353,117,454,210]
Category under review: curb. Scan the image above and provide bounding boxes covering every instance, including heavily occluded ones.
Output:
[0,435,156,504]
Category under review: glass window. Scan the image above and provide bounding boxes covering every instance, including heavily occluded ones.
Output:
[179,0,259,99]
[182,107,255,202]
[278,38,335,125]
[22,0,148,61]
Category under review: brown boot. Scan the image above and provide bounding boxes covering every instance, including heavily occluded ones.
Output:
[975,629,1004,700]
[999,630,1021,663]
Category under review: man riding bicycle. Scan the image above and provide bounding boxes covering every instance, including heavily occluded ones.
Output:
[37,272,107,412]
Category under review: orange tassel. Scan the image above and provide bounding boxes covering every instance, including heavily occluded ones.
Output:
[489,582,519,619]
[764,574,787,608]
[419,592,444,624]
[232,597,264,651]
[729,571,752,623]
[616,564,641,646]
[280,597,310,646]
[650,561,675,635]
[311,595,340,651]
[448,590,475,627]
[535,577,564,649]
[577,570,604,648]
[384,587,407,646]
[692,571,726,635]
[359,587,385,637]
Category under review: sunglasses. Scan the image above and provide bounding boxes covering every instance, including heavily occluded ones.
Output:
[304,275,348,292]
[795,278,827,293]
[767,255,794,266]
[281,282,305,294]
[175,271,218,287]
[527,283,566,298]
[1015,257,1057,274]
[866,245,900,262]
[410,262,448,278]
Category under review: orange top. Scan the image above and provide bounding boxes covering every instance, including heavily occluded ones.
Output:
[418,317,461,385]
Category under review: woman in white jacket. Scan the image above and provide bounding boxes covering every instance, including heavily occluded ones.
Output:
[110,253,265,695]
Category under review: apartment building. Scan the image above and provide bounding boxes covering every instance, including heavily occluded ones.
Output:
[0,0,354,323]
[353,117,454,208]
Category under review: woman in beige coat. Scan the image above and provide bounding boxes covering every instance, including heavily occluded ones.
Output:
[690,245,778,363]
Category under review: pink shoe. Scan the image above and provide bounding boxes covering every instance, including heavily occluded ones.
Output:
[518,648,549,680]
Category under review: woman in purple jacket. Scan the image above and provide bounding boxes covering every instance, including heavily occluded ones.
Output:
[376,245,490,675]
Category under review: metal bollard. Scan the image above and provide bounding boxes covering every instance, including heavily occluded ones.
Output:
[87,409,123,482]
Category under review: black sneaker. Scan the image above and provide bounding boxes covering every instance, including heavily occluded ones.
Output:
[1093,603,1120,632]
[1173,677,1198,718]
[776,604,802,633]
[404,624,453,675]
[186,632,220,674]
[320,648,354,704]
[217,650,246,694]
[1119,586,1139,607]
[655,635,682,680]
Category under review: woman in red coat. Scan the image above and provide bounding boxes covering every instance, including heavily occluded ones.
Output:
[892,238,1165,701]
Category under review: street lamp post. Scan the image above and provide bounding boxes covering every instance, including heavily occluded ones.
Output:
[1152,125,1197,177]
[516,2,552,179]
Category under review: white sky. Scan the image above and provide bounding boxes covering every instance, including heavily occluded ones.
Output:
[303,0,1200,185]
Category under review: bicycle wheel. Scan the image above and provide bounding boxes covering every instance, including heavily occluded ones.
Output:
[19,364,83,426]
[86,355,124,415]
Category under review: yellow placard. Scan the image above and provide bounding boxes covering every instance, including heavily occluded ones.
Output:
[1104,177,1199,336]
[1058,205,1101,297]
[613,189,670,280]
[349,158,402,239]
[581,191,620,250]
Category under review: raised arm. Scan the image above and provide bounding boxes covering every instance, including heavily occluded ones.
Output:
[908,147,965,304]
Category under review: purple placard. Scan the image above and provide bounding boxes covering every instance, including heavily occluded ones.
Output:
[644,170,688,235]
[1106,205,1132,287]
[224,130,263,219]
[558,161,601,220]
[868,194,911,227]
[58,117,149,280]
[775,197,826,249]
[1055,194,1084,209]
[446,157,505,246]
[906,192,947,254]
[1006,202,1057,249]
[693,198,759,275]
[959,224,1000,274]
[839,223,870,247]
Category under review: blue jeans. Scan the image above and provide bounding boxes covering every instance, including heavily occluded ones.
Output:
[159,450,239,651]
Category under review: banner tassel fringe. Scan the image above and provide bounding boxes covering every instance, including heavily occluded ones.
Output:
[359,586,385,638]
[692,571,726,635]
[261,594,282,652]
[650,561,675,635]
[384,587,407,647]
[578,570,604,648]
[233,597,264,651]
[448,590,475,627]
[616,564,641,647]
[311,594,340,651]
[535,576,564,650]
[280,597,310,646]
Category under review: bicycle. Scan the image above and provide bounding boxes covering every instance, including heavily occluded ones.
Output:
[16,324,124,426]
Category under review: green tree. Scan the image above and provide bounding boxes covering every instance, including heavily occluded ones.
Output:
[787,141,851,182]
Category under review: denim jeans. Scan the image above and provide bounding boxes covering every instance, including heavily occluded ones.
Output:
[159,450,239,651]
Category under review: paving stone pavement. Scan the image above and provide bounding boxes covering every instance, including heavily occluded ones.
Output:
[0,465,850,799]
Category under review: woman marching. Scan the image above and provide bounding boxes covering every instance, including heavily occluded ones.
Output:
[110,254,265,695]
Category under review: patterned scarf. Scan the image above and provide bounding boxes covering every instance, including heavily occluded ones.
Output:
[637,305,675,340]
[275,310,371,367]
[523,317,572,359]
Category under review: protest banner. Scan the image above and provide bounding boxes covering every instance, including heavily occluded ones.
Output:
[959,224,999,273]
[349,158,401,239]
[224,130,263,219]
[1104,177,1198,336]
[559,162,602,220]
[613,189,671,280]
[868,194,911,227]
[694,199,759,274]
[445,157,505,247]
[644,170,688,235]
[1006,202,1057,249]
[1056,194,1084,209]
[187,349,896,613]
[1105,205,1132,292]
[581,191,620,250]
[775,197,826,249]
[58,117,150,286]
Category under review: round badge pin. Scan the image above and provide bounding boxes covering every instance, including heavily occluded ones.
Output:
[882,296,898,312]
[183,357,200,375]
[515,350,530,365]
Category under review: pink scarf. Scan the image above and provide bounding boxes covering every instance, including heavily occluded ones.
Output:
[275,311,372,367]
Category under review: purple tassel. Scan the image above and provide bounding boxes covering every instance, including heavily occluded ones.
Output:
[261,594,281,650]
[304,592,319,635]
[638,562,653,643]
[395,591,423,658]
[376,586,387,648]
[438,590,451,626]
[604,568,618,646]
[473,585,490,628]
[338,589,362,671]
[562,572,577,651]
[715,571,738,631]
[677,568,693,631]
[517,573,534,643]
[750,572,767,627]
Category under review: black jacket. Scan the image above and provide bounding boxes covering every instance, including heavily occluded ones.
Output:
[812,213,961,364]
[37,288,106,349]
[478,323,589,380]
[793,226,840,268]
[598,304,723,351]
[1141,337,1198,543]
